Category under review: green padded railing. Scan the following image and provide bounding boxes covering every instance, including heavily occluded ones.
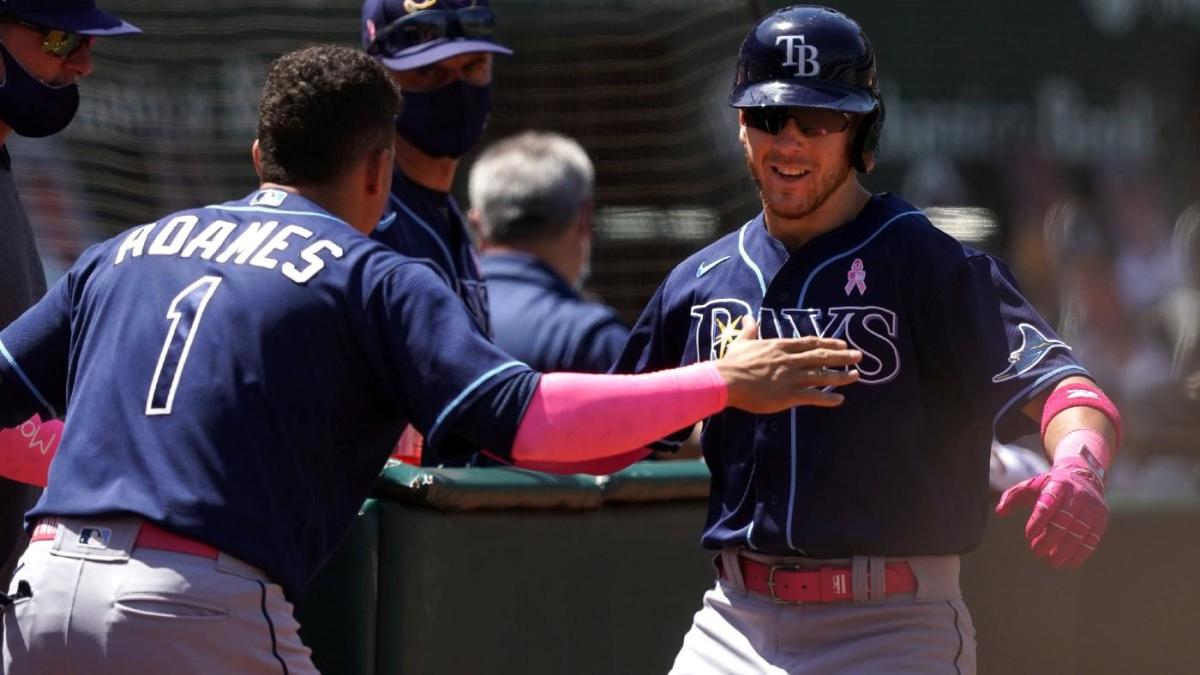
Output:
[372,459,711,511]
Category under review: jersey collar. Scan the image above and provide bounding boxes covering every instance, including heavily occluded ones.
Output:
[217,189,351,229]
[743,194,901,262]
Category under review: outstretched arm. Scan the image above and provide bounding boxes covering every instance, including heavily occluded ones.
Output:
[509,319,861,472]
[996,376,1120,567]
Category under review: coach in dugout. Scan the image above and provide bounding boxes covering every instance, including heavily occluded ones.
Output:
[360,0,514,466]
[0,0,139,588]
[469,131,629,374]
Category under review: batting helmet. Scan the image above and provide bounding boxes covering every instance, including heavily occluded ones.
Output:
[729,5,884,172]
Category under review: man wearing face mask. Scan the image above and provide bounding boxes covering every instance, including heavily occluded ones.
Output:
[0,0,139,588]
[361,0,510,465]
[469,130,628,374]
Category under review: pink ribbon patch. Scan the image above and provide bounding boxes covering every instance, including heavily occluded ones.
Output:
[844,258,867,296]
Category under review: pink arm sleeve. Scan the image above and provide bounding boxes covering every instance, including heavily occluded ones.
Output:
[509,362,726,470]
[0,414,61,487]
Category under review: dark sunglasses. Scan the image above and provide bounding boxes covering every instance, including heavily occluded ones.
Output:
[367,6,495,56]
[743,107,853,137]
[16,20,94,58]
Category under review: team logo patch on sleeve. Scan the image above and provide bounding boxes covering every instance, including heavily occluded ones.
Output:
[992,323,1071,383]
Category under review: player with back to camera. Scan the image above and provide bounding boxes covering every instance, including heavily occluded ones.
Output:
[611,6,1122,673]
[0,44,862,673]
[0,0,140,590]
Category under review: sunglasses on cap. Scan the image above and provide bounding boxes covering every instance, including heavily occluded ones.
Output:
[742,107,853,137]
[367,6,495,57]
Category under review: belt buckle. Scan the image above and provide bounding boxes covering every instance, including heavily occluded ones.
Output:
[766,563,803,603]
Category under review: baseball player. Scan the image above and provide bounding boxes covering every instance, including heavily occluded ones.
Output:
[0,0,140,589]
[361,0,510,465]
[0,44,861,673]
[611,7,1122,673]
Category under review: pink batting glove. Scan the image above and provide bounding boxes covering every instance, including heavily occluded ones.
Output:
[0,415,61,487]
[995,453,1107,569]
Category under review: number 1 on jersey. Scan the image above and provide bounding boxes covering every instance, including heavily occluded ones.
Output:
[146,276,223,415]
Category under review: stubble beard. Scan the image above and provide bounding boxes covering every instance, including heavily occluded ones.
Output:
[746,151,855,222]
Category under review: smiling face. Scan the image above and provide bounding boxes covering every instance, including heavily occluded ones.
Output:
[740,109,859,225]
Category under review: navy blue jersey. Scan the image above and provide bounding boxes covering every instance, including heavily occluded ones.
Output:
[372,170,492,466]
[613,193,1088,558]
[0,189,537,602]
[372,168,490,336]
[482,251,628,373]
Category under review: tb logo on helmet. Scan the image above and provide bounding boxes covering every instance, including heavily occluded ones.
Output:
[775,35,820,77]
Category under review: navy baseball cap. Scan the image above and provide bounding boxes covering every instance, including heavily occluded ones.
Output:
[0,0,140,36]
[362,0,511,72]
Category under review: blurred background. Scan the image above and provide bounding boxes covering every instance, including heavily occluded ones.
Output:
[11,0,1200,488]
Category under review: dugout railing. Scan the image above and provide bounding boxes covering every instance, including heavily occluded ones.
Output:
[298,461,1199,675]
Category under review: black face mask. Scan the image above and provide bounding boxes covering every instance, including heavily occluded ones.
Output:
[0,40,80,138]
[395,80,492,159]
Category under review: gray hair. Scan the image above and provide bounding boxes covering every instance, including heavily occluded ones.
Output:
[468,130,595,243]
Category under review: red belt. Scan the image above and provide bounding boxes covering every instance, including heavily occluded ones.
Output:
[30,518,219,560]
[720,555,917,603]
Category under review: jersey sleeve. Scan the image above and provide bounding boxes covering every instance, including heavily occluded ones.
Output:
[609,278,694,450]
[944,254,1089,442]
[0,275,72,427]
[363,261,538,457]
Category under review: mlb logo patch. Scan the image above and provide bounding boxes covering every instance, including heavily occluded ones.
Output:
[250,189,287,207]
[78,527,112,549]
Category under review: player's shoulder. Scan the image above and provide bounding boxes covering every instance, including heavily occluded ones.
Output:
[357,242,457,294]
[661,227,746,289]
[872,193,989,266]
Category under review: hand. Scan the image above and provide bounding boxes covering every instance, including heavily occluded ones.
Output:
[995,456,1107,568]
[715,317,861,414]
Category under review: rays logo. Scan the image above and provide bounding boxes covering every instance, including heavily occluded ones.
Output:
[691,300,901,384]
[691,299,754,360]
[991,323,1071,383]
[776,35,820,77]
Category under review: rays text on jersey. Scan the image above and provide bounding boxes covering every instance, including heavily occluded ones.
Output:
[112,215,344,284]
[691,300,901,384]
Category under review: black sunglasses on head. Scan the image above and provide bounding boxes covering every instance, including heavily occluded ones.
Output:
[743,107,853,137]
[367,6,495,56]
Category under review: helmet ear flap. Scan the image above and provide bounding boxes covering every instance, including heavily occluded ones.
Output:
[851,96,885,173]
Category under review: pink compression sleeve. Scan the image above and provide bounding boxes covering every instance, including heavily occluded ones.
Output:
[0,415,61,487]
[510,362,726,466]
